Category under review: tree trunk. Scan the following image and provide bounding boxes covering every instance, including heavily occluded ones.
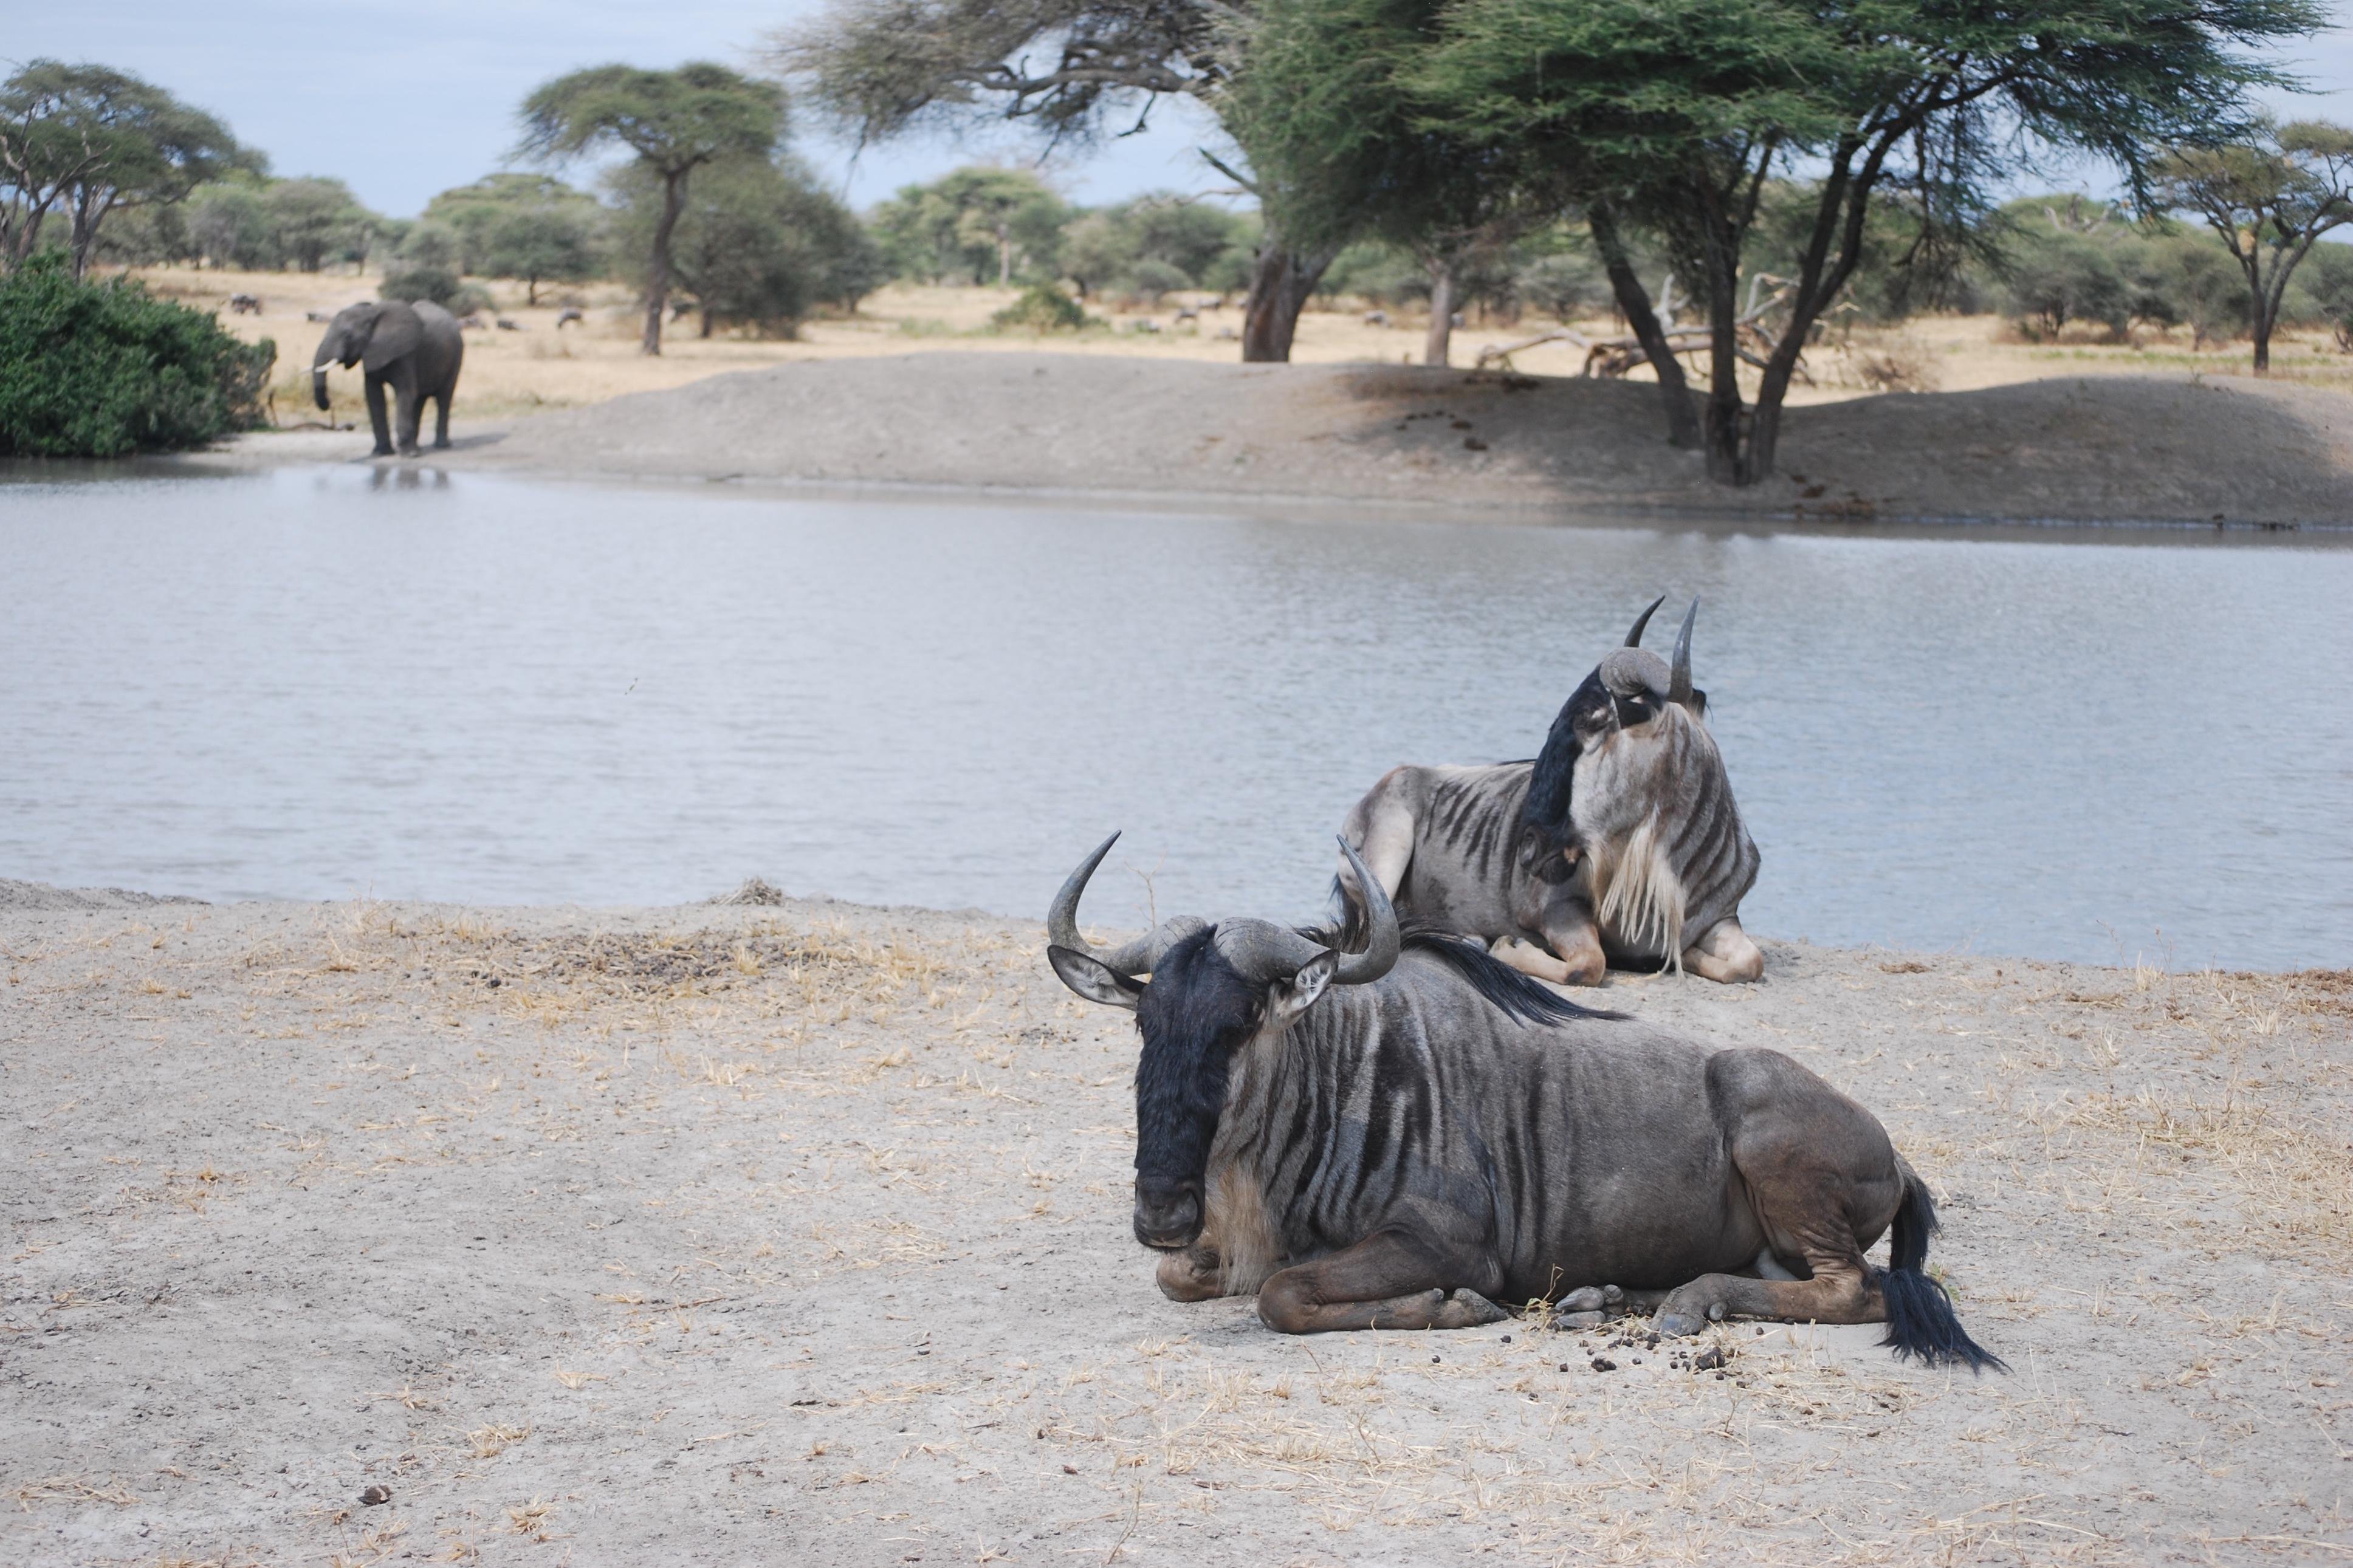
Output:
[1241,241,1337,363]
[1700,253,1745,485]
[1588,204,1700,450]
[1423,259,1456,367]
[997,228,1012,287]
[642,170,687,357]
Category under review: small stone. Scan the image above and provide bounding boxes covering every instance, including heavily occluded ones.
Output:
[359,1485,391,1506]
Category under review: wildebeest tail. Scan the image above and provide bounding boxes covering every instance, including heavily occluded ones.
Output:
[1875,1166,2006,1373]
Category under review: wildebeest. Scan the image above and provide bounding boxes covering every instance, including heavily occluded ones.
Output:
[228,293,262,315]
[1046,834,1999,1366]
[1338,597,1761,986]
[555,307,585,329]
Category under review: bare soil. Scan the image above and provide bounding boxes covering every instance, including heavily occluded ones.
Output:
[5,885,2349,1566]
[451,354,2353,528]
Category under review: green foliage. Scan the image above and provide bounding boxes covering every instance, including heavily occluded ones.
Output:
[991,282,1092,331]
[0,254,275,456]
[480,207,602,303]
[1054,194,1252,298]
[0,59,259,276]
[870,167,1069,285]
[264,177,377,272]
[397,220,465,270]
[420,172,605,276]
[518,64,783,177]
[379,266,491,316]
[185,179,275,268]
[608,154,878,332]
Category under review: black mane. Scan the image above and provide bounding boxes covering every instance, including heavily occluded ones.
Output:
[1519,665,1607,860]
[1297,919,1622,1025]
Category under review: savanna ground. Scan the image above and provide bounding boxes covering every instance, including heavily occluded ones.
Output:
[5,886,2349,1566]
[120,264,2353,426]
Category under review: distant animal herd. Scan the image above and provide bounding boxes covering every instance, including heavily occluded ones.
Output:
[1046,602,2002,1370]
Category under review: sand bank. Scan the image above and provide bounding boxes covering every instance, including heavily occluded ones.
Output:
[180,352,2353,530]
[4,885,2347,1563]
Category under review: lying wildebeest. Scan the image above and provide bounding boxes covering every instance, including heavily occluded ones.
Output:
[1045,834,1999,1367]
[1338,597,1761,986]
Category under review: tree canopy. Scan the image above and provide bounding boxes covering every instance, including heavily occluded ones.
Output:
[2154,119,2353,371]
[0,60,255,277]
[518,63,786,352]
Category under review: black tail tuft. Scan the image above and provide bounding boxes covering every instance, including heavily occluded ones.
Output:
[1876,1173,2006,1373]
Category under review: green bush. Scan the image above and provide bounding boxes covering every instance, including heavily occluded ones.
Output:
[0,255,276,458]
[991,283,1092,332]
[380,265,493,317]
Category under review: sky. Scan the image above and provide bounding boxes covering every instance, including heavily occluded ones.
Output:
[11,0,2352,220]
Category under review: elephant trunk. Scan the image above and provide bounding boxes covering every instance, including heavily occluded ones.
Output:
[311,333,338,411]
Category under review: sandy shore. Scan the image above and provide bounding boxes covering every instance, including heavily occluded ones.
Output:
[4,883,2348,1564]
[180,353,2353,530]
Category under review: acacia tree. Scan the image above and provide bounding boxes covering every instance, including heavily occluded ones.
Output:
[2154,120,2353,372]
[482,207,601,303]
[518,64,784,354]
[769,0,1339,361]
[0,61,250,277]
[1399,0,2319,484]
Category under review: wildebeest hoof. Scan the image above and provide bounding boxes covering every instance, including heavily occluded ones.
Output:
[1551,1309,1604,1330]
[1556,1286,1607,1313]
[1441,1289,1509,1329]
[1602,1284,1624,1306]
[1655,1311,1706,1337]
[1707,1301,1726,1321]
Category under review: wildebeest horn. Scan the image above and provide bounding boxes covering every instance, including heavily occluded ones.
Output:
[1046,832,1195,976]
[1668,600,1697,705]
[1626,594,1666,648]
[1330,835,1400,985]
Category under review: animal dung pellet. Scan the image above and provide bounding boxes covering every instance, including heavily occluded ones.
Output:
[1500,1334,1511,1343]
[1694,1346,1728,1371]
[359,1485,391,1506]
[1431,1355,1441,1363]
[1591,1357,1618,1372]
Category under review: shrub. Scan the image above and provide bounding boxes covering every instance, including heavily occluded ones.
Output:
[991,283,1091,332]
[379,265,492,316]
[0,255,277,457]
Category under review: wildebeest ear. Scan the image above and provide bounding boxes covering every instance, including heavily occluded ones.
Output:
[1267,951,1337,1025]
[1047,945,1142,1010]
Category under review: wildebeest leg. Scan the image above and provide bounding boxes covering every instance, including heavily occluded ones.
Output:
[1681,915,1764,983]
[1489,935,1575,985]
[1522,884,1607,987]
[1156,1244,1227,1303]
[1256,1229,1506,1333]
[1652,1070,1904,1335]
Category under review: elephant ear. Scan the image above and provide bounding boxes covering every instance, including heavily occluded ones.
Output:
[360,304,424,373]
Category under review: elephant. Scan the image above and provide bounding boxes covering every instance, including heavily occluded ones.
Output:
[311,300,464,457]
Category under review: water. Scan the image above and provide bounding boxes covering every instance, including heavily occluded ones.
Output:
[4,464,2348,971]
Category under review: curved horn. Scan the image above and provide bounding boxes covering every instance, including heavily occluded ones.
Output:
[1046,832,1178,976]
[1668,599,1697,705]
[1331,835,1399,985]
[1625,594,1666,648]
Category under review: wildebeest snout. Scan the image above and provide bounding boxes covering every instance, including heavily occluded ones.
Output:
[1133,1183,1203,1250]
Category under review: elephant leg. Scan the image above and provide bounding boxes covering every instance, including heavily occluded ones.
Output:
[392,369,422,456]
[432,389,452,449]
[362,375,393,456]
[1682,916,1764,984]
[1256,1228,1506,1334]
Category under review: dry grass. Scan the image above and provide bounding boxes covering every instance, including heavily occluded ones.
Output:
[114,262,2353,429]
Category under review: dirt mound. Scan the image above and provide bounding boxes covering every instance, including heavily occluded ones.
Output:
[465,352,2353,528]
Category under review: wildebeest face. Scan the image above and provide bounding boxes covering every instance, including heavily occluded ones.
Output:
[1043,834,1392,1251]
[1128,928,1256,1248]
